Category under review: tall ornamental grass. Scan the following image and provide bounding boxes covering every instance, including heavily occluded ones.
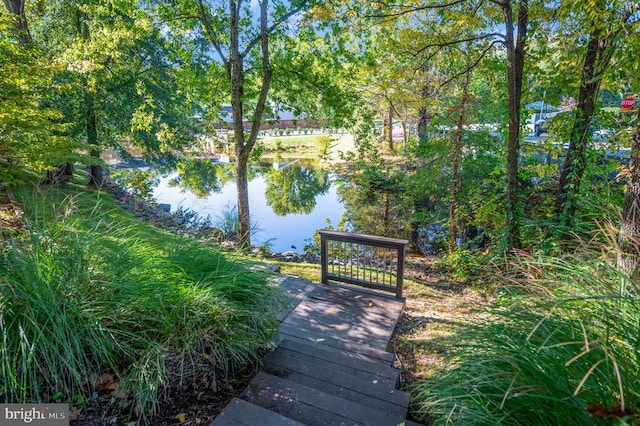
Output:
[0,190,286,417]
[412,231,640,425]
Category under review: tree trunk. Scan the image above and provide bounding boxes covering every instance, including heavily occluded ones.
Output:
[449,69,471,253]
[86,96,104,187]
[2,0,31,45]
[502,0,528,250]
[402,120,407,147]
[228,0,273,248]
[386,106,394,151]
[417,85,433,143]
[555,11,617,229]
[618,108,640,276]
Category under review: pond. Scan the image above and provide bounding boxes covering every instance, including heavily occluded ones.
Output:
[149,159,346,254]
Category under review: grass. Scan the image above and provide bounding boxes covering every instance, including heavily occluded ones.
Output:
[409,236,640,425]
[0,179,287,420]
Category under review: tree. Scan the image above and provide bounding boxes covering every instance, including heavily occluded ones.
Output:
[348,0,530,250]
[500,0,528,250]
[264,164,330,215]
[618,106,640,275]
[2,0,30,45]
[31,0,192,187]
[0,5,82,187]
[555,1,639,229]
[449,64,472,253]
[160,0,324,248]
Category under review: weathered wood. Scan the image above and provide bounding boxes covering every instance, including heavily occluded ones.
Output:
[287,303,399,340]
[210,397,306,426]
[277,338,399,380]
[242,372,413,426]
[262,348,411,415]
[264,347,399,393]
[275,333,394,364]
[263,368,410,418]
[274,278,317,321]
[211,276,425,426]
[278,322,392,355]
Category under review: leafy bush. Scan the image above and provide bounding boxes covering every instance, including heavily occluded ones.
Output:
[0,191,285,419]
[412,237,640,425]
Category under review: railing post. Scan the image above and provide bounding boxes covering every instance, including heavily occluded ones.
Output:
[396,243,406,299]
[320,231,328,285]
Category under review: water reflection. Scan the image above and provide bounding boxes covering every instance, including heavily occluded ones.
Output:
[114,158,346,253]
[265,160,331,216]
[168,158,222,198]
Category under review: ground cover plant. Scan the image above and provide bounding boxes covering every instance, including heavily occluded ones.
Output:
[0,181,286,423]
[410,235,640,425]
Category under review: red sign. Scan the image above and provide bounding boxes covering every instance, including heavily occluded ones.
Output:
[621,97,636,110]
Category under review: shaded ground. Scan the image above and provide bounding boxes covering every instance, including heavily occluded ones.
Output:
[390,256,488,397]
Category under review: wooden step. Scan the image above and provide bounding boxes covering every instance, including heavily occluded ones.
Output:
[242,372,417,426]
[278,338,399,380]
[210,397,306,426]
[262,348,409,417]
[278,323,395,362]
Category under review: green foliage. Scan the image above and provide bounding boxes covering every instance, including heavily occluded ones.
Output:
[265,165,331,216]
[213,203,241,240]
[169,158,222,198]
[1,187,285,419]
[32,0,194,165]
[316,135,336,159]
[436,248,493,285]
[0,11,83,186]
[110,168,160,203]
[412,239,640,425]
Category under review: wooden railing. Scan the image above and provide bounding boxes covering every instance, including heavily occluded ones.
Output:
[319,230,408,299]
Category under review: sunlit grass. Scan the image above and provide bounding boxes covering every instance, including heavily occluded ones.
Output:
[410,231,640,425]
[1,181,286,419]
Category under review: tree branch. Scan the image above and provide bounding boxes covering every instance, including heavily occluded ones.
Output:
[365,0,470,19]
[413,32,505,55]
[197,0,229,68]
[241,1,310,59]
[439,40,501,86]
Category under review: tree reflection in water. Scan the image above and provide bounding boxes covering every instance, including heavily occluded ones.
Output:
[264,161,331,216]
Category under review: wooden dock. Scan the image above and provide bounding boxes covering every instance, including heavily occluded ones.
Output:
[212,275,422,426]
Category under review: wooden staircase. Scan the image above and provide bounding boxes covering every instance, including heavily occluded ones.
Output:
[211,276,423,426]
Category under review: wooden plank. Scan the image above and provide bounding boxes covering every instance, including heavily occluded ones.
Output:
[282,315,393,349]
[290,298,400,329]
[264,347,399,393]
[308,285,405,315]
[276,334,394,364]
[243,372,414,426]
[262,348,411,411]
[264,369,409,418]
[278,338,399,380]
[286,307,397,341]
[278,321,391,353]
[211,398,305,426]
[275,277,317,321]
[288,297,397,323]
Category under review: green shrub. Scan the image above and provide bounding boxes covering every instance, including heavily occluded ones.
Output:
[412,240,640,425]
[0,191,285,419]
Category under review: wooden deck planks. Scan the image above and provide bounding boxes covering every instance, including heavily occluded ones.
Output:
[211,397,306,426]
[242,372,412,426]
[211,276,424,426]
[277,338,400,380]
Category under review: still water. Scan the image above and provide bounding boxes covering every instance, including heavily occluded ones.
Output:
[151,162,346,254]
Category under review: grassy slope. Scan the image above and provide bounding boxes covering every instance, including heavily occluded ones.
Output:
[1,178,286,420]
